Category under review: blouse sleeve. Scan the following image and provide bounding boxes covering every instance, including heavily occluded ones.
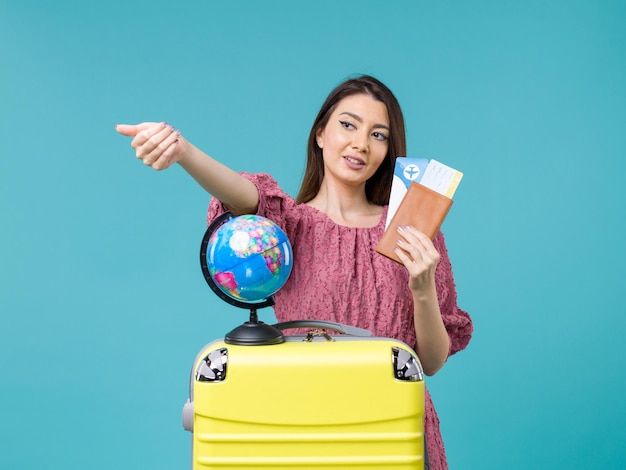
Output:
[206,172,298,236]
[433,231,473,357]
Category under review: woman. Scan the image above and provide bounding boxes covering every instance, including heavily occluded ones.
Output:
[117,74,472,469]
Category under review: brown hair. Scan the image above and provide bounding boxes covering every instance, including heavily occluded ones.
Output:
[296,75,406,205]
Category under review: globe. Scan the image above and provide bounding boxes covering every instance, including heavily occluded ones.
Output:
[205,214,293,304]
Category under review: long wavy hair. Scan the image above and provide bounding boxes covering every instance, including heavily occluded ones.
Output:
[296,75,406,205]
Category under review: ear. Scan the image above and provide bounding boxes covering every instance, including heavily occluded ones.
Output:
[315,128,324,148]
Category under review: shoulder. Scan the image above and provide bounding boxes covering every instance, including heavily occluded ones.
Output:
[241,172,288,196]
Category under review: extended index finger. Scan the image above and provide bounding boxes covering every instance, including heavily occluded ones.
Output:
[115,122,160,137]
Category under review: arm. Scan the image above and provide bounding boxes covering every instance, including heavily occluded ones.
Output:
[115,122,258,215]
[394,226,450,376]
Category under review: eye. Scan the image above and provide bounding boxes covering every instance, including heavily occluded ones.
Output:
[372,131,388,141]
[339,120,355,130]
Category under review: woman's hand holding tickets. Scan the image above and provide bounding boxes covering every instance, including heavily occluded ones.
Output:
[394,225,440,293]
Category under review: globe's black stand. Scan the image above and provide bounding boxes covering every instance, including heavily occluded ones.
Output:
[200,212,286,346]
[223,304,285,346]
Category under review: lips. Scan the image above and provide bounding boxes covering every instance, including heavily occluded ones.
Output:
[343,155,366,169]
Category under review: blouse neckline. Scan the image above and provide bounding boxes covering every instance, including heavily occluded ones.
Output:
[300,203,388,230]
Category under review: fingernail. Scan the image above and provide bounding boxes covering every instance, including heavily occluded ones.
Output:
[175,129,181,136]
[397,226,404,232]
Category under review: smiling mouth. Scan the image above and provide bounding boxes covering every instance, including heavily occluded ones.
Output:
[344,156,365,166]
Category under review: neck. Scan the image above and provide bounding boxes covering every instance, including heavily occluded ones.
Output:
[306,179,382,228]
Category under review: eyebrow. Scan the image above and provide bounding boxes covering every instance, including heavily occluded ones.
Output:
[339,111,390,131]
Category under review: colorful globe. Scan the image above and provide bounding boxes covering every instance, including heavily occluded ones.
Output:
[206,214,293,303]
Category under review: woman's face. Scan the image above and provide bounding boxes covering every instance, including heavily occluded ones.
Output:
[316,93,390,188]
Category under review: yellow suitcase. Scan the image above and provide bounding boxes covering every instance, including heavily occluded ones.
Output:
[182,320,426,469]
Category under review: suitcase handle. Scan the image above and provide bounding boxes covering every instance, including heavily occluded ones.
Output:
[272,320,373,337]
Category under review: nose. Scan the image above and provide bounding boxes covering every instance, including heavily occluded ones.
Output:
[351,130,369,153]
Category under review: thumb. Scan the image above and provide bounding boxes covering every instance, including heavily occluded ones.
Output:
[115,122,159,137]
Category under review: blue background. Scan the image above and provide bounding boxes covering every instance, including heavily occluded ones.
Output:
[1,1,625,468]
